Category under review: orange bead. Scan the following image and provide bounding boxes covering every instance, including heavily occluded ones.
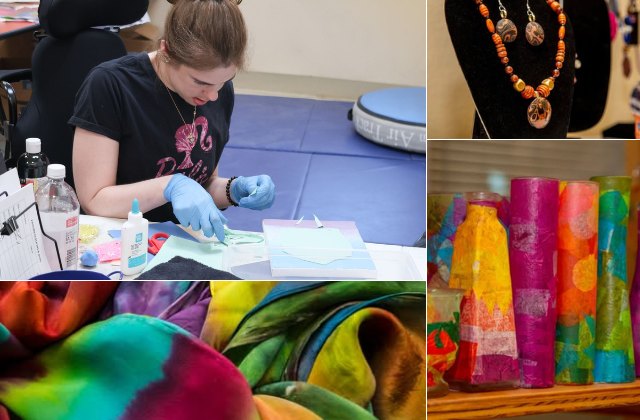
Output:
[550,1,562,12]
[558,40,565,51]
[556,54,565,63]
[479,4,489,17]
[496,45,506,53]
[501,56,509,64]
[553,69,560,77]
[505,66,514,75]
[522,85,535,99]
[536,85,551,98]
[486,18,495,33]
[492,33,502,44]
[556,61,563,69]
[558,13,566,25]
[510,74,519,83]
[559,26,565,39]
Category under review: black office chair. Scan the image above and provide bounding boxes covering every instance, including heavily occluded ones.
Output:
[0,0,148,189]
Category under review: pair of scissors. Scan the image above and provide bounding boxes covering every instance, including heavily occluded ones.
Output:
[148,232,169,255]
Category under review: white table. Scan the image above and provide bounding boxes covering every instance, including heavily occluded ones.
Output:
[78,215,426,280]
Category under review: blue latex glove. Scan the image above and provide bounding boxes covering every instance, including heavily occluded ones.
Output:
[163,173,227,242]
[230,175,276,210]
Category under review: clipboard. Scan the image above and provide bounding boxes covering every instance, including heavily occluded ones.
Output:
[0,168,62,279]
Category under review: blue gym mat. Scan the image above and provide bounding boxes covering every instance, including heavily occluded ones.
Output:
[218,94,426,246]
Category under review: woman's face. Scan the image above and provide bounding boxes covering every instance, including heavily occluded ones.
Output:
[167,63,237,106]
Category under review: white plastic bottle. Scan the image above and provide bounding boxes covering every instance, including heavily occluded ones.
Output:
[120,198,148,276]
[35,164,80,270]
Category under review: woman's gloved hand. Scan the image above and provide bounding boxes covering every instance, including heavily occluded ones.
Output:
[230,175,276,210]
[164,173,227,242]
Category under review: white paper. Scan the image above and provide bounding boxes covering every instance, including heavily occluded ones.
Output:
[0,183,52,279]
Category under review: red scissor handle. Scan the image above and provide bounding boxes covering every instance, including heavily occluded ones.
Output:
[148,232,169,255]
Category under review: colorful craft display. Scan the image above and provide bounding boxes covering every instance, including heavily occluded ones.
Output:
[509,177,558,388]
[590,176,636,383]
[427,193,466,286]
[427,193,510,287]
[555,181,599,385]
[630,205,640,377]
[446,192,520,391]
[427,287,463,398]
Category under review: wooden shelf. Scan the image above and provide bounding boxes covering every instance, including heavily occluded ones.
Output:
[427,380,640,419]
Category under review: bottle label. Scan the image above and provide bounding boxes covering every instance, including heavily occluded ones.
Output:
[122,228,148,272]
[128,253,147,268]
[40,210,79,270]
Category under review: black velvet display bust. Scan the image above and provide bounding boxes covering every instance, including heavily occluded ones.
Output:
[445,0,576,138]
[564,0,610,133]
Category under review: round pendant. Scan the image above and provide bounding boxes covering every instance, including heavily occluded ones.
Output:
[527,97,552,129]
[496,19,518,43]
[525,21,545,46]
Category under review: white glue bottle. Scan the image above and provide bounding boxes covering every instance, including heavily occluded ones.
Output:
[120,198,148,276]
[35,164,80,270]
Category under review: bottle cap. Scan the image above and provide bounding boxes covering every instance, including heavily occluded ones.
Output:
[47,164,65,179]
[25,137,41,154]
[129,198,142,220]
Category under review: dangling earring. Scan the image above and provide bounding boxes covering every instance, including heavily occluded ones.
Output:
[496,0,518,42]
[525,0,545,46]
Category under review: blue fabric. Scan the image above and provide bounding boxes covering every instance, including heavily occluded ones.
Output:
[298,155,425,245]
[219,94,425,246]
[359,87,426,125]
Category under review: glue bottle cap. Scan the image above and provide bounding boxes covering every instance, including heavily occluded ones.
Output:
[129,198,142,220]
[132,198,140,214]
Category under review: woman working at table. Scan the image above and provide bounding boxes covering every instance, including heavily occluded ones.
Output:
[70,0,275,243]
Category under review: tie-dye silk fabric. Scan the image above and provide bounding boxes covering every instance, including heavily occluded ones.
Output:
[0,281,425,419]
[0,282,119,354]
[204,281,426,419]
[0,315,260,420]
[99,281,211,336]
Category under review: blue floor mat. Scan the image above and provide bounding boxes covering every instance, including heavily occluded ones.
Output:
[222,94,426,246]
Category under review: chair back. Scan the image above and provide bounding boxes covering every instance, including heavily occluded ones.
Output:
[11,0,149,189]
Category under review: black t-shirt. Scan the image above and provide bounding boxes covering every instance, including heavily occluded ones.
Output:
[69,52,234,222]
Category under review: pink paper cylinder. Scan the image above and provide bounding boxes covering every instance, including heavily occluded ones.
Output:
[509,177,559,388]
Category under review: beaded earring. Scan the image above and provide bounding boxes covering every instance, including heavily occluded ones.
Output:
[496,0,518,42]
[526,0,545,46]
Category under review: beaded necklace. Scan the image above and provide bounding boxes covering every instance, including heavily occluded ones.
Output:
[475,0,567,129]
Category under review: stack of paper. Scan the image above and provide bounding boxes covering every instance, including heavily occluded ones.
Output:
[262,219,377,279]
[0,168,52,279]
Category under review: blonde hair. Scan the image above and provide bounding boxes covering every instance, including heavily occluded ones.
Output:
[163,0,247,70]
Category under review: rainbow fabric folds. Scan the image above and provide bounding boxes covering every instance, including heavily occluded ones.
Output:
[204,281,426,420]
[0,281,119,356]
[0,281,424,420]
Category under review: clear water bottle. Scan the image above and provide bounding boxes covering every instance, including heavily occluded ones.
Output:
[35,164,80,270]
[17,137,50,192]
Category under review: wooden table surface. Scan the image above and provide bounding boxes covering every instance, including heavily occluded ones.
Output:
[427,380,640,419]
[0,20,38,40]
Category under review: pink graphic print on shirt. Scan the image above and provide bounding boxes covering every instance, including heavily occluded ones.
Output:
[156,115,213,184]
